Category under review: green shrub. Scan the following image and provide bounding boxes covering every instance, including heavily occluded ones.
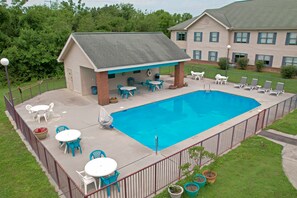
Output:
[218,57,229,70]
[236,57,249,70]
[281,65,297,79]
[255,60,264,72]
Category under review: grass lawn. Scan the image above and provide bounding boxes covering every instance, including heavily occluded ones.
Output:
[266,110,297,135]
[160,63,297,93]
[154,136,297,198]
[0,87,58,197]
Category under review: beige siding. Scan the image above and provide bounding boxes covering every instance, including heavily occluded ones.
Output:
[187,15,229,61]
[63,43,94,94]
[170,16,297,68]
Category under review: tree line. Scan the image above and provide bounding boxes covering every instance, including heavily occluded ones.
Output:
[0,0,192,85]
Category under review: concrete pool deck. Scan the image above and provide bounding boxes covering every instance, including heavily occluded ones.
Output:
[14,75,294,191]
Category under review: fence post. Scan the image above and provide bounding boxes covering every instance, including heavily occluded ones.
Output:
[54,162,60,188]
[67,176,73,198]
[289,97,293,112]
[255,112,260,134]
[216,133,221,155]
[230,126,235,149]
[282,100,286,117]
[178,151,182,180]
[265,108,270,127]
[124,178,127,198]
[243,119,248,139]
[274,104,279,121]
[261,109,266,129]
[44,148,49,170]
[154,163,157,195]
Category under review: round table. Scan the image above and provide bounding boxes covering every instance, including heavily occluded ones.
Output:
[85,158,117,177]
[149,81,161,85]
[30,105,49,112]
[55,129,81,153]
[120,86,136,91]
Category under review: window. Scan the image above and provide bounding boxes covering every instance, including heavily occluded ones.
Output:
[234,32,250,43]
[208,51,218,62]
[108,74,115,79]
[209,32,219,42]
[194,32,203,42]
[233,53,248,63]
[133,70,141,74]
[193,50,202,60]
[256,54,273,67]
[176,32,187,41]
[286,32,297,45]
[181,49,186,53]
[282,57,297,66]
[257,32,277,44]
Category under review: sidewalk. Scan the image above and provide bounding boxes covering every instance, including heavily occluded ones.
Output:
[258,129,297,189]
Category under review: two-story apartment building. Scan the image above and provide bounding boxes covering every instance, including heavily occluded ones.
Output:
[169,0,297,68]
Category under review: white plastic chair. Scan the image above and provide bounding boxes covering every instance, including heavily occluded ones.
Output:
[76,170,97,195]
[49,102,54,112]
[221,76,229,84]
[25,105,37,120]
[36,110,48,123]
[215,74,222,84]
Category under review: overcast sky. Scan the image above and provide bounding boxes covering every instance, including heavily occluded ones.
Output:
[26,0,242,16]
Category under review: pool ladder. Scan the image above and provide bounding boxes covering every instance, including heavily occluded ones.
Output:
[204,84,211,92]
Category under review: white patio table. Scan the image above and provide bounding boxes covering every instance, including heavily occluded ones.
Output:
[149,81,161,89]
[30,105,49,112]
[55,129,81,153]
[120,86,136,96]
[85,157,117,188]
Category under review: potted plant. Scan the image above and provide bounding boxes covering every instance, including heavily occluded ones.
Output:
[33,127,48,140]
[180,163,200,198]
[168,184,183,198]
[202,152,218,184]
[188,146,208,188]
[109,97,118,103]
[183,82,188,87]
[169,84,177,89]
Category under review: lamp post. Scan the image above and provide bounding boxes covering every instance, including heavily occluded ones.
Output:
[225,45,231,77]
[1,58,14,107]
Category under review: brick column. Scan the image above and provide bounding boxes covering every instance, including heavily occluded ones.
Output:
[174,62,184,88]
[96,71,109,105]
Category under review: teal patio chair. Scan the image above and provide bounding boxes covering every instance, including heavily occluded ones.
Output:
[100,170,120,197]
[117,85,123,95]
[89,150,106,160]
[56,125,69,146]
[121,90,130,98]
[67,138,82,157]
[159,80,164,89]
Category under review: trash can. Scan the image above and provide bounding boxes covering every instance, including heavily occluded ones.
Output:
[154,73,160,81]
[127,77,135,86]
[91,86,97,95]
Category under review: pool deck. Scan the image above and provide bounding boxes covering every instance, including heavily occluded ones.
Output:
[14,75,294,191]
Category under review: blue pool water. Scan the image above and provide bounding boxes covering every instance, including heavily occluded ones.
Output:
[112,91,260,151]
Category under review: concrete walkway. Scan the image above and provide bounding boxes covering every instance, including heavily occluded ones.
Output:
[258,129,297,189]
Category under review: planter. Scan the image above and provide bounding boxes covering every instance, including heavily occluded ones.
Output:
[33,127,48,140]
[168,185,183,198]
[193,174,207,188]
[184,182,199,198]
[109,98,118,103]
[202,170,217,184]
[169,85,177,89]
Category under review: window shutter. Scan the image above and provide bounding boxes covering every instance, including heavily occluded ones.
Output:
[234,33,237,43]
[270,56,273,67]
[285,33,290,45]
[257,33,261,44]
[215,52,218,61]
[282,57,286,66]
[176,32,179,41]
[208,51,210,61]
[255,55,259,64]
[200,51,202,59]
[209,33,212,42]
[217,32,220,42]
[185,32,187,41]
[273,33,277,44]
[247,33,250,43]
[194,32,197,41]
[201,32,203,42]
[193,50,195,59]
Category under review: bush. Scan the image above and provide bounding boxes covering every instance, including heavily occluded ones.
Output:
[281,65,297,79]
[255,60,264,72]
[218,57,229,70]
[236,57,249,70]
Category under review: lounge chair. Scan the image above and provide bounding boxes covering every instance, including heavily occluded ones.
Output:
[244,78,259,90]
[269,82,284,96]
[98,107,114,129]
[258,81,272,93]
[234,77,247,88]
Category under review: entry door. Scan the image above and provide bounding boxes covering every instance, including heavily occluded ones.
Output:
[66,68,73,90]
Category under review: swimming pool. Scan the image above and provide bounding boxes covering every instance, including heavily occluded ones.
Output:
[112,91,260,151]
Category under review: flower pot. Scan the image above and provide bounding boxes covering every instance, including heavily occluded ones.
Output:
[109,98,118,103]
[33,127,48,140]
[168,185,183,198]
[169,85,177,89]
[193,174,207,188]
[184,182,199,198]
[202,170,217,184]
